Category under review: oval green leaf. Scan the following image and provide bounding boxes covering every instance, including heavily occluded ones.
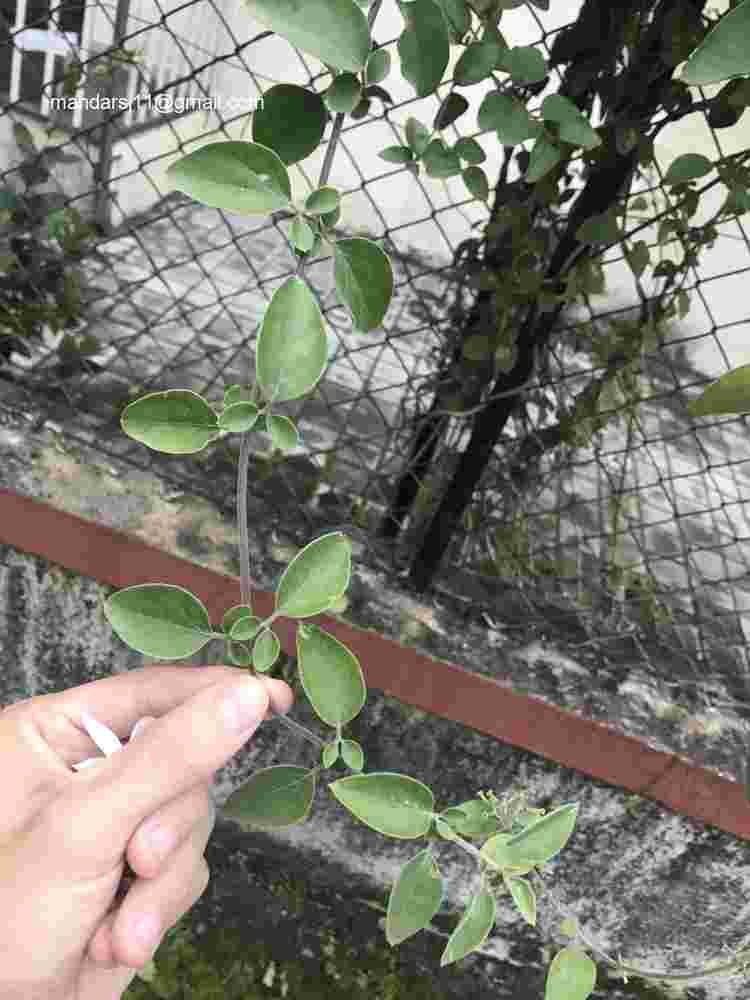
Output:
[366,47,391,85]
[223,603,254,631]
[463,165,489,202]
[223,384,254,407]
[454,42,501,86]
[221,764,316,829]
[434,91,469,130]
[440,884,496,967]
[229,614,262,642]
[252,85,327,164]
[341,738,364,771]
[227,640,252,666]
[423,138,462,178]
[334,237,394,331]
[478,91,540,145]
[663,152,713,185]
[253,628,281,672]
[541,94,600,150]
[525,133,562,183]
[689,364,750,416]
[503,802,579,865]
[218,400,260,433]
[103,584,213,659]
[256,276,328,403]
[328,772,434,838]
[244,0,370,72]
[405,117,431,156]
[507,876,536,926]
[122,389,220,455]
[305,186,341,215]
[276,531,352,618]
[440,799,502,839]
[545,947,597,1000]
[386,848,444,945]
[166,141,291,215]
[267,414,299,452]
[680,0,750,85]
[325,72,362,113]
[291,216,315,252]
[322,740,340,768]
[500,45,547,85]
[454,137,485,164]
[397,0,450,98]
[297,623,366,726]
[379,145,414,164]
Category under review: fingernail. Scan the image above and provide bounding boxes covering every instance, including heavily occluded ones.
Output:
[223,678,267,734]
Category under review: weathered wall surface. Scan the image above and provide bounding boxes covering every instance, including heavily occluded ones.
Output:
[1,403,750,999]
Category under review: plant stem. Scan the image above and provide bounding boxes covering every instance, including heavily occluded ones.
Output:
[234,0,384,749]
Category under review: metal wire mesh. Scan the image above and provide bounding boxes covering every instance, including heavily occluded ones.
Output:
[2,0,750,727]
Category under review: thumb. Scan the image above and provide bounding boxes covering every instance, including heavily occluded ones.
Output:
[35,676,270,878]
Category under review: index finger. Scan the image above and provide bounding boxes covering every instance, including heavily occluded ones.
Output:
[34,673,280,876]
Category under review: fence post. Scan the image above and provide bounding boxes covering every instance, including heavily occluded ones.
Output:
[93,0,131,234]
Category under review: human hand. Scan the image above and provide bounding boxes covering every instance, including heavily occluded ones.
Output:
[0,663,294,1000]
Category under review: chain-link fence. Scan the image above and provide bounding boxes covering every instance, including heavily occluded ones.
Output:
[3,0,750,727]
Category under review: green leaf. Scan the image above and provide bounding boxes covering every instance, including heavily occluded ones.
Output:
[229,615,262,641]
[397,0,450,98]
[463,166,489,202]
[267,414,299,451]
[688,364,750,416]
[575,211,620,244]
[103,584,214,659]
[334,237,394,331]
[221,765,316,829]
[223,384,254,407]
[297,623,366,726]
[454,137,485,163]
[328,772,434,838]
[545,947,597,1000]
[439,799,502,839]
[122,389,220,455]
[482,803,579,867]
[325,72,362,113]
[506,876,536,926]
[322,741,340,768]
[434,92,469,130]
[166,141,291,215]
[218,400,260,433]
[291,216,315,252]
[628,240,650,279]
[366,47,392,85]
[256,276,328,403]
[423,138,462,178]
[406,117,431,156]
[223,603,254,631]
[244,0,370,72]
[253,628,281,671]
[500,45,547,85]
[435,0,470,40]
[379,145,415,164]
[454,42,502,86]
[679,0,750,85]
[664,153,713,185]
[386,848,444,945]
[252,85,327,164]
[525,134,562,183]
[440,885,496,967]
[341,738,364,771]
[276,531,352,618]
[305,186,341,215]
[541,94,601,150]
[478,92,540,145]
